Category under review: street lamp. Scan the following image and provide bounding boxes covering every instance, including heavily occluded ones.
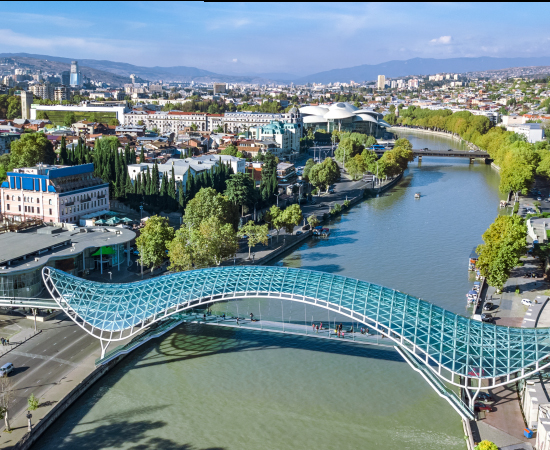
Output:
[26,411,32,432]
[108,271,112,280]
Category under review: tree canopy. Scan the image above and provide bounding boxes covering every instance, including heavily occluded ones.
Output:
[9,133,56,170]
[135,215,175,271]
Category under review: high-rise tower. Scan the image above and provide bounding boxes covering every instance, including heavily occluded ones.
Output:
[70,61,81,87]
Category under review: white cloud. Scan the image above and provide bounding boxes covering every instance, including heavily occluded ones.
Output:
[0,12,92,28]
[430,35,452,45]
[232,58,238,63]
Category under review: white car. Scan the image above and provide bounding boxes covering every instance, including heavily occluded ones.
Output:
[522,298,532,306]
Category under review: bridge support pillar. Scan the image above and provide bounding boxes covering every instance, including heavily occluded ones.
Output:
[469,157,474,165]
[418,155,422,164]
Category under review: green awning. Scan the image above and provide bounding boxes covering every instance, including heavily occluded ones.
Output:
[91,246,116,256]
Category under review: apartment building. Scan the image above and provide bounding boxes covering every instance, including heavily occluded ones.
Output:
[0,163,109,224]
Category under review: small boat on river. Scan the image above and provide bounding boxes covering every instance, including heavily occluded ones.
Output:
[414,192,421,199]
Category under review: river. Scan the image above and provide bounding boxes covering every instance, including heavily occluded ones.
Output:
[34,130,505,450]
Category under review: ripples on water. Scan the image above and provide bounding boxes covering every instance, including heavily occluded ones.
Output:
[35,131,502,450]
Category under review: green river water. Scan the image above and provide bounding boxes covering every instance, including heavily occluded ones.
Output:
[35,130,505,450]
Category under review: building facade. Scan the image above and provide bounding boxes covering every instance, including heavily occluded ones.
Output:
[21,91,34,120]
[223,110,302,134]
[377,75,386,90]
[124,111,223,133]
[0,133,20,156]
[70,61,82,87]
[247,121,301,157]
[30,83,54,100]
[1,164,109,224]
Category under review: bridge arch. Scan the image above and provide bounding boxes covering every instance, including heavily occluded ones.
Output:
[43,266,550,393]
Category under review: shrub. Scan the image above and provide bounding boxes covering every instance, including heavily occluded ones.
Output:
[331,203,342,215]
[322,213,329,221]
[343,199,351,208]
[513,202,519,214]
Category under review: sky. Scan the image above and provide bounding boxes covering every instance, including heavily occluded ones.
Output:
[1,2,550,77]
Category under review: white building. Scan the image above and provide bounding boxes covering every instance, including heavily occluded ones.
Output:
[124,111,223,133]
[377,75,386,90]
[223,111,302,134]
[247,121,301,158]
[30,104,129,123]
[506,123,545,143]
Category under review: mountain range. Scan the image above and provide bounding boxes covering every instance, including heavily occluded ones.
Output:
[2,53,550,85]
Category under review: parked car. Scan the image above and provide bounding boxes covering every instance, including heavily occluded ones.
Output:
[537,197,542,201]
[295,231,303,236]
[328,188,335,194]
[474,402,492,412]
[481,314,493,323]
[483,302,493,311]
[522,298,532,306]
[0,363,13,377]
[447,148,453,151]
[477,392,493,402]
[302,224,311,231]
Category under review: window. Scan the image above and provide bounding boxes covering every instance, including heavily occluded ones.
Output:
[24,206,27,212]
[36,198,39,203]
[18,205,21,212]
[49,199,52,205]
[6,204,9,211]
[49,208,52,215]
[18,196,20,201]
[37,207,40,214]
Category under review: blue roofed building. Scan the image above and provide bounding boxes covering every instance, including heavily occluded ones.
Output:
[1,163,109,224]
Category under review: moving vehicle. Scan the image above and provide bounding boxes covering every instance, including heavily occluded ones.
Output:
[483,302,493,311]
[0,363,13,377]
[522,298,532,306]
[370,145,385,151]
[481,314,493,323]
[447,148,453,151]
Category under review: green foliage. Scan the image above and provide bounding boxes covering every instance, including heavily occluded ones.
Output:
[135,215,175,270]
[225,172,255,215]
[221,144,239,157]
[476,215,526,290]
[281,204,303,233]
[308,158,340,193]
[36,111,49,120]
[168,216,238,270]
[0,95,22,119]
[63,112,77,127]
[330,203,342,216]
[108,118,120,126]
[302,158,316,182]
[184,187,238,231]
[27,393,39,411]
[238,220,269,259]
[343,199,351,208]
[9,133,56,170]
[513,202,519,214]
[475,441,498,450]
[307,214,319,228]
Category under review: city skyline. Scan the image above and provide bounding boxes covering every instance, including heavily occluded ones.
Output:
[1,2,550,77]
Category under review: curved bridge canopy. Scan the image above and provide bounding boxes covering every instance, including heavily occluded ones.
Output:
[43,266,550,388]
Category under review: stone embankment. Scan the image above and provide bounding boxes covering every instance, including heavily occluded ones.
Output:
[390,126,481,151]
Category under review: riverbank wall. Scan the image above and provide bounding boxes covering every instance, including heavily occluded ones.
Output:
[13,352,128,450]
[390,126,481,151]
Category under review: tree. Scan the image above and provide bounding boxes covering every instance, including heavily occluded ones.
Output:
[0,377,14,431]
[476,215,526,291]
[36,111,49,120]
[63,112,77,127]
[281,204,303,234]
[135,215,175,271]
[238,220,269,259]
[190,123,198,131]
[59,136,69,165]
[266,205,284,240]
[307,214,319,228]
[184,187,239,230]
[308,158,340,193]
[109,118,120,126]
[225,172,255,216]
[221,144,238,157]
[302,158,316,183]
[9,133,56,170]
[27,393,39,411]
[168,216,238,270]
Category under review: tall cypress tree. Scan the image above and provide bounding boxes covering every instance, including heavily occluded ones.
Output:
[139,146,145,163]
[159,173,168,210]
[152,162,160,196]
[59,136,68,165]
[168,167,176,211]
[178,181,185,211]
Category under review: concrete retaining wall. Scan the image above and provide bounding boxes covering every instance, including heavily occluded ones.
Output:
[258,230,312,266]
[14,353,128,450]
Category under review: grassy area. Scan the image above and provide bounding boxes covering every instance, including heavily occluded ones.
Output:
[39,110,117,125]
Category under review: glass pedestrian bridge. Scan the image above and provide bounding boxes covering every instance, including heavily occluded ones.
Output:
[43,265,550,395]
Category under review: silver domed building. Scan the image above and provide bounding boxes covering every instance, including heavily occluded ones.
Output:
[300,102,390,138]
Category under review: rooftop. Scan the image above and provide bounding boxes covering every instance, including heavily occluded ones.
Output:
[0,225,135,274]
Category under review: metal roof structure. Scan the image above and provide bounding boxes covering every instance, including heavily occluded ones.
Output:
[43,265,550,393]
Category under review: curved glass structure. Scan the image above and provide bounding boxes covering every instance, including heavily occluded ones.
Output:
[43,266,550,389]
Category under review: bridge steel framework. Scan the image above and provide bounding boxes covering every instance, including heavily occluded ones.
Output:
[43,265,550,405]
